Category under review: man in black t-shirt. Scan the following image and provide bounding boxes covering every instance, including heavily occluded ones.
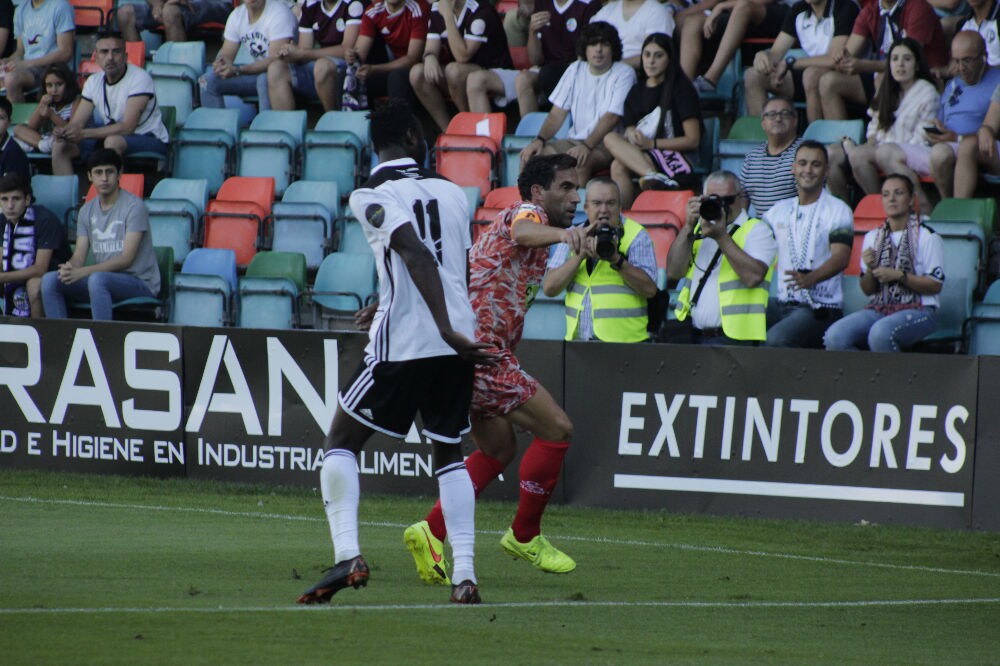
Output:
[0,173,69,317]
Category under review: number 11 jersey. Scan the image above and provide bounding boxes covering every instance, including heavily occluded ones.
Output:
[348,157,477,362]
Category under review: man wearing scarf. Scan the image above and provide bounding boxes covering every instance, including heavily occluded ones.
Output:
[765,140,853,347]
[0,173,69,317]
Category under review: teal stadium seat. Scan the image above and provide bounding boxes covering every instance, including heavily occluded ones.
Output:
[174,107,241,195]
[310,252,377,329]
[802,119,865,145]
[238,110,307,197]
[303,111,371,196]
[523,289,566,340]
[500,112,571,187]
[31,174,79,240]
[146,177,208,264]
[170,248,238,327]
[146,41,206,126]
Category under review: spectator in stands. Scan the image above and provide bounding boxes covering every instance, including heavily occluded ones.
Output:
[503,0,532,48]
[817,0,947,120]
[514,0,601,117]
[0,98,30,184]
[666,170,777,345]
[680,0,791,95]
[0,173,69,318]
[953,76,1000,196]
[590,0,675,69]
[876,31,1000,212]
[957,0,1000,65]
[118,0,233,44]
[740,96,802,216]
[0,0,14,60]
[339,0,428,110]
[1,0,74,103]
[51,31,169,176]
[744,0,860,123]
[41,149,161,321]
[542,177,658,342]
[264,0,364,111]
[519,21,636,184]
[824,173,944,352]
[603,33,701,208]
[764,140,853,348]
[410,0,511,132]
[199,0,298,110]
[826,38,938,201]
[13,62,80,156]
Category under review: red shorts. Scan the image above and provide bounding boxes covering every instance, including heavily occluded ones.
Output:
[471,348,538,419]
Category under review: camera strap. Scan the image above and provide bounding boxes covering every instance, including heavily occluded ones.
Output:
[689,223,739,307]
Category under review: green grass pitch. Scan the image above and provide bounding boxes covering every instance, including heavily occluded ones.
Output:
[2,469,999,664]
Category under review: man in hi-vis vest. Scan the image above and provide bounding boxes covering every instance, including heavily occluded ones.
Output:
[666,170,777,345]
[543,177,657,342]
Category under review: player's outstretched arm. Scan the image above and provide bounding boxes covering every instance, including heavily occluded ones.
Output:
[390,224,499,365]
[511,219,588,252]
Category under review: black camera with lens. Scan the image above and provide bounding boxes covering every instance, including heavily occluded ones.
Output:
[588,223,621,260]
[699,194,737,222]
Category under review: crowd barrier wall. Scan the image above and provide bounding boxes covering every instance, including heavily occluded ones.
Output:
[1,317,995,531]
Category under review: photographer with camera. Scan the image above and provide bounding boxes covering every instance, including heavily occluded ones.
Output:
[543,177,658,342]
[764,140,853,348]
[666,170,776,345]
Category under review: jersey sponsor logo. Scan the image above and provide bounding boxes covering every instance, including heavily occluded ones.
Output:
[336,17,345,30]
[365,203,386,228]
[566,17,577,31]
[348,0,364,17]
[470,17,486,35]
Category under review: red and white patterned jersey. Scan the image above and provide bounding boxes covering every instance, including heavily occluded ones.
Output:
[469,201,551,351]
[359,0,429,58]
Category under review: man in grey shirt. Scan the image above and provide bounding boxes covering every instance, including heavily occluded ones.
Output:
[41,148,159,320]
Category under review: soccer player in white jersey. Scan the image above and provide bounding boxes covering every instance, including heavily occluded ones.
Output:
[296,99,498,606]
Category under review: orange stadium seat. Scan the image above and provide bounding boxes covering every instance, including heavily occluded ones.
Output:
[70,0,114,28]
[435,112,506,198]
[630,189,694,226]
[202,177,275,267]
[846,194,886,276]
[483,186,520,209]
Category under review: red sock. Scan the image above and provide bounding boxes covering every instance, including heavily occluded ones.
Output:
[511,438,569,543]
[425,450,506,541]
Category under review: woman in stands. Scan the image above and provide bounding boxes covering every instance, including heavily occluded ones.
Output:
[13,63,80,154]
[603,32,701,208]
[823,173,944,353]
[826,38,939,205]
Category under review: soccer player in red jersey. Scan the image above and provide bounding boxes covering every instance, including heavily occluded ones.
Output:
[405,154,590,581]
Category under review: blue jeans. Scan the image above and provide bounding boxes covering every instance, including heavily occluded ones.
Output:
[41,271,154,321]
[823,307,938,352]
[765,301,842,349]
[200,69,269,110]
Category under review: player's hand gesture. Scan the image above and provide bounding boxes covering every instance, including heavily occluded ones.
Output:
[354,302,378,331]
[561,223,589,255]
[440,330,500,365]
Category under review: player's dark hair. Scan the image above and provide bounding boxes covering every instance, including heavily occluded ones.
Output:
[0,172,31,198]
[873,39,932,132]
[0,96,11,119]
[795,139,828,163]
[368,98,423,154]
[518,154,577,200]
[576,21,623,62]
[87,148,123,173]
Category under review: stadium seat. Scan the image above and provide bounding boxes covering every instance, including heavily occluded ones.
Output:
[718,116,765,175]
[338,219,369,255]
[435,112,506,198]
[85,173,145,201]
[32,174,79,239]
[483,186,520,210]
[697,50,741,112]
[238,251,307,329]
[174,107,241,195]
[238,110,307,197]
[70,0,114,30]
[170,247,238,327]
[303,111,371,195]
[923,221,984,343]
[983,279,1000,303]
[523,289,566,340]
[10,102,34,125]
[461,185,480,221]
[802,119,865,145]
[931,197,995,243]
[203,177,275,267]
[146,178,208,264]
[310,251,377,329]
[841,275,868,316]
[509,45,530,70]
[966,303,1000,355]
[500,113,570,187]
[630,190,694,225]
[148,42,206,126]
[271,202,334,270]
[846,194,886,275]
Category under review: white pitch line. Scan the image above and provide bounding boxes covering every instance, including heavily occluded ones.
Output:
[3,495,1000,580]
[2,598,1000,615]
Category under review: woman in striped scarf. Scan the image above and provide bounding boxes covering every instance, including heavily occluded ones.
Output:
[823,174,945,352]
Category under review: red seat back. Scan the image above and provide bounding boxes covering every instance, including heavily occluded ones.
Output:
[444,112,507,145]
[204,200,268,267]
[483,186,520,209]
[85,173,145,201]
[435,135,499,198]
[217,176,275,214]
[847,194,886,276]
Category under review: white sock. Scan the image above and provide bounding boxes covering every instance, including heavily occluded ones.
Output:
[320,449,361,563]
[437,461,476,584]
